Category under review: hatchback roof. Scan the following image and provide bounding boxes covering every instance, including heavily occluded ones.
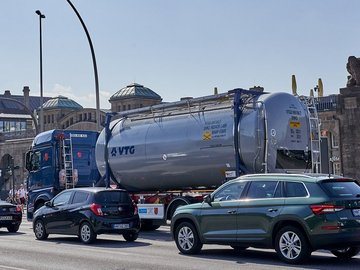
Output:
[66,187,127,193]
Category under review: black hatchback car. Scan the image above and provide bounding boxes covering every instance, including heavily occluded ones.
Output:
[0,199,22,233]
[33,187,140,244]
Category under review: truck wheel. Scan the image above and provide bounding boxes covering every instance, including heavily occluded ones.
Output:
[123,232,139,242]
[275,226,311,264]
[34,219,48,240]
[141,220,160,231]
[7,225,20,233]
[174,222,202,254]
[331,247,360,259]
[79,222,96,244]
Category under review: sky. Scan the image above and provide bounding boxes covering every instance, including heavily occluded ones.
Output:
[1,0,359,109]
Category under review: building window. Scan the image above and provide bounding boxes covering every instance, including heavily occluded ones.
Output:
[84,113,87,120]
[70,118,73,125]
[333,162,341,175]
[128,104,131,110]
[123,105,126,111]
[331,132,339,148]
[52,115,54,123]
[88,113,92,120]
[140,104,143,108]
[47,115,50,124]
[79,114,82,122]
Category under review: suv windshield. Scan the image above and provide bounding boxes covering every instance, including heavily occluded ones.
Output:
[95,191,132,204]
[321,180,360,198]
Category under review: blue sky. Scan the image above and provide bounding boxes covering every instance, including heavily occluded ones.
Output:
[1,0,359,109]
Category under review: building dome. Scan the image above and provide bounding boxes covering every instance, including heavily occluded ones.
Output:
[41,96,83,110]
[109,83,162,101]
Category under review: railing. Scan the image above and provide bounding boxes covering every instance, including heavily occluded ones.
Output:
[315,95,338,112]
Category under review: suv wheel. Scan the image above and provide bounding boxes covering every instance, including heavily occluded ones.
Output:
[174,222,203,254]
[275,226,311,264]
[34,219,48,240]
[123,232,138,242]
[79,222,96,244]
[331,247,360,259]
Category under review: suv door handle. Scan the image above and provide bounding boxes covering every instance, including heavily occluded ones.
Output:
[268,208,278,212]
[227,210,237,214]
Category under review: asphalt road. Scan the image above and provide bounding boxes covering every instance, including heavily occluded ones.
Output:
[0,217,359,270]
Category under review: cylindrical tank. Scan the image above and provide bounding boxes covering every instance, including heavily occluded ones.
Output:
[96,91,311,191]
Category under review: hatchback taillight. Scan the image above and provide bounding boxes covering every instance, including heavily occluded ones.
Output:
[15,206,22,213]
[90,203,103,216]
[310,204,344,215]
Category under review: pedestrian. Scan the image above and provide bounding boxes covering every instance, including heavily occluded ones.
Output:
[17,184,26,213]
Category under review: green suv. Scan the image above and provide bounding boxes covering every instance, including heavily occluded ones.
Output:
[171,174,360,264]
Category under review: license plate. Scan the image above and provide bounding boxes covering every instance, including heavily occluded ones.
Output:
[352,209,360,217]
[113,223,130,229]
[0,216,12,221]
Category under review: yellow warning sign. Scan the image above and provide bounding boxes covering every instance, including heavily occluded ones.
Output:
[202,131,212,140]
[290,121,301,128]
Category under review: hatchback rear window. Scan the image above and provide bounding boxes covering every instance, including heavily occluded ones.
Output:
[322,181,360,197]
[95,191,132,204]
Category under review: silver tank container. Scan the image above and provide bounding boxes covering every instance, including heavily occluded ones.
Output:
[96,91,311,191]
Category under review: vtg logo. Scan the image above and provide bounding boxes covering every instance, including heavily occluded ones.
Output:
[111,146,135,157]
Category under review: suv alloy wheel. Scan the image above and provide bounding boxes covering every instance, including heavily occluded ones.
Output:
[175,222,203,254]
[275,226,311,264]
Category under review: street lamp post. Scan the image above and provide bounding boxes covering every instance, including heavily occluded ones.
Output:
[65,0,101,131]
[35,10,45,133]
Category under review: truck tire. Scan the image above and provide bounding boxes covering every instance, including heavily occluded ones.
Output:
[174,221,203,254]
[274,226,311,264]
[79,222,96,244]
[141,220,161,231]
[331,247,360,259]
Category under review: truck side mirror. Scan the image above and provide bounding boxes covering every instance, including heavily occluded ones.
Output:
[25,151,32,171]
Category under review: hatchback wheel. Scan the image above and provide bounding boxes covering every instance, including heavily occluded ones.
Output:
[7,225,20,233]
[331,247,360,259]
[123,231,139,242]
[275,226,311,264]
[79,222,96,244]
[174,222,203,254]
[34,219,48,240]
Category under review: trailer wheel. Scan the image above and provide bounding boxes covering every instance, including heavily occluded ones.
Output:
[141,220,160,231]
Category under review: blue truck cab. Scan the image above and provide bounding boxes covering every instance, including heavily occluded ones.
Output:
[25,130,100,220]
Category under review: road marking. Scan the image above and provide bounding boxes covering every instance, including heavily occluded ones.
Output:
[0,265,29,270]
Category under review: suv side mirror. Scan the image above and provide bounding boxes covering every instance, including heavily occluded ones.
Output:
[204,195,212,206]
